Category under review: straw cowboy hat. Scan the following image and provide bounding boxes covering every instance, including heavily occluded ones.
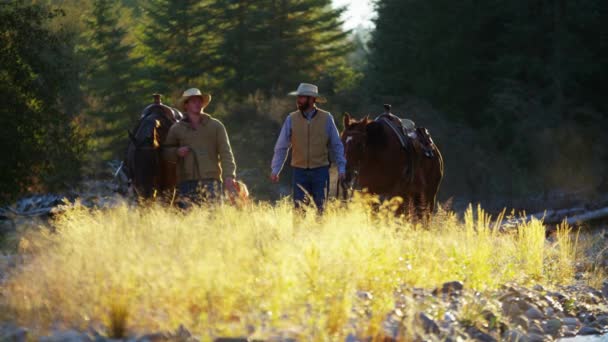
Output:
[288,83,327,103]
[178,88,212,111]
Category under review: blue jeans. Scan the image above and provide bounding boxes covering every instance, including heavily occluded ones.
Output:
[293,166,330,213]
[177,179,222,208]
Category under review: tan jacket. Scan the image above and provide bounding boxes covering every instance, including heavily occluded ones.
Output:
[163,113,236,182]
[289,109,331,169]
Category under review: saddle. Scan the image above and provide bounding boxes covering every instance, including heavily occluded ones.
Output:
[140,95,184,123]
[375,105,436,158]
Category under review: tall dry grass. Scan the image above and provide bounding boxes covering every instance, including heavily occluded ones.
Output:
[0,196,580,340]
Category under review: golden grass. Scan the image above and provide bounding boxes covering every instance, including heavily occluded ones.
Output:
[0,196,581,340]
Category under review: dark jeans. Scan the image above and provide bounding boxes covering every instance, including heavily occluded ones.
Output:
[293,166,330,213]
[177,179,222,208]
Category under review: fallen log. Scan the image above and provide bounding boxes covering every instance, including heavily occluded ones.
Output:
[526,207,586,225]
[566,206,608,226]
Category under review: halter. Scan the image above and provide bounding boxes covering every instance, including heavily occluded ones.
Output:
[338,130,365,200]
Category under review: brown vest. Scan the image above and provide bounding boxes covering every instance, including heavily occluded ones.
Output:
[290,108,331,169]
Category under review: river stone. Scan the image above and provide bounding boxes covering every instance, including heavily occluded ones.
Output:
[0,325,28,342]
[578,326,602,335]
[503,301,522,319]
[433,281,464,297]
[502,329,525,342]
[417,312,440,335]
[533,285,545,292]
[40,330,92,342]
[466,327,496,342]
[525,333,548,342]
[512,315,529,330]
[443,311,457,323]
[561,317,580,327]
[543,319,562,336]
[527,321,544,336]
[525,307,544,320]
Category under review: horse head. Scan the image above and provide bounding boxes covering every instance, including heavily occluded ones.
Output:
[341,113,383,187]
[126,103,182,199]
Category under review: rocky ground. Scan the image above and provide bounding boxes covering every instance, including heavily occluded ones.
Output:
[1,262,607,342]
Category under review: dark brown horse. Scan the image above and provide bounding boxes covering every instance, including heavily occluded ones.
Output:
[124,95,182,200]
[340,113,444,217]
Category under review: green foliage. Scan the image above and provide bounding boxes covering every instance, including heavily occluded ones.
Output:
[217,0,355,96]
[367,0,608,196]
[139,0,222,96]
[80,0,144,160]
[0,1,86,202]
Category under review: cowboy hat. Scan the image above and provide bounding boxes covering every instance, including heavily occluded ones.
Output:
[178,88,212,111]
[288,83,327,103]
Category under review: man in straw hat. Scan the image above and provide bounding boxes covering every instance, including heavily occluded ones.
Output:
[270,83,346,213]
[164,88,237,205]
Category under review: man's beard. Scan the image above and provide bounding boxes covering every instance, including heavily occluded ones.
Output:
[297,100,312,111]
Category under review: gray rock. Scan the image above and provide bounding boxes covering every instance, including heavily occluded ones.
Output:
[502,329,525,342]
[561,317,580,327]
[542,319,562,336]
[356,291,373,301]
[416,312,440,335]
[433,281,464,297]
[344,334,359,342]
[597,315,608,326]
[562,330,577,337]
[503,301,523,319]
[527,322,544,336]
[512,315,529,330]
[533,285,545,292]
[525,333,548,342]
[578,326,602,335]
[602,281,608,299]
[0,325,28,342]
[578,312,596,324]
[443,311,457,323]
[40,330,92,342]
[525,307,544,320]
[466,326,496,342]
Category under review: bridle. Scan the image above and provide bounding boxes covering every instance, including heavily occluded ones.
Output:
[338,130,365,200]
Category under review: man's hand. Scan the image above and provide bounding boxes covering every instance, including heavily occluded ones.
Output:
[270,173,280,183]
[224,176,237,193]
[177,146,190,157]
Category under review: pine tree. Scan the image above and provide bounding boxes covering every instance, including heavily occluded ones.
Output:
[0,1,86,202]
[217,0,354,97]
[81,0,143,159]
[140,0,221,97]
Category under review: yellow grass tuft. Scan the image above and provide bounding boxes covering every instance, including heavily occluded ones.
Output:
[0,197,581,340]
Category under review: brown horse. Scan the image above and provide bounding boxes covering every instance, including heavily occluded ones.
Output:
[340,113,444,217]
[124,96,182,200]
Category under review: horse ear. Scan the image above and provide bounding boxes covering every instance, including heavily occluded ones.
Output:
[343,112,351,128]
